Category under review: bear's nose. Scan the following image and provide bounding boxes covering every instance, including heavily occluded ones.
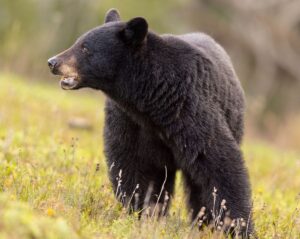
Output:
[48,57,58,71]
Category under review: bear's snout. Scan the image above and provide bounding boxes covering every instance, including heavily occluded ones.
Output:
[48,57,60,75]
[47,53,81,90]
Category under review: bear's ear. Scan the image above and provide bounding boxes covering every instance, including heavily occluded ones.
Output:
[104,8,121,23]
[120,17,148,45]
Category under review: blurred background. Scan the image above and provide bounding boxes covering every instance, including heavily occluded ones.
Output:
[1,0,300,148]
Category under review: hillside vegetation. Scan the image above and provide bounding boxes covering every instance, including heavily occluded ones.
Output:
[0,73,300,238]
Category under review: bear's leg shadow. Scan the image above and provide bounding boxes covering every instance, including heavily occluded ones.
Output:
[104,100,176,216]
[182,129,253,237]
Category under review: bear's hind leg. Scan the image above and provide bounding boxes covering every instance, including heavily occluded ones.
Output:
[182,134,253,237]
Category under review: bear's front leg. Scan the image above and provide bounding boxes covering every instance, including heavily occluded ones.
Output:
[104,99,176,216]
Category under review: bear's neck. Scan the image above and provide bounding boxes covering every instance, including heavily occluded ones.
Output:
[107,33,200,133]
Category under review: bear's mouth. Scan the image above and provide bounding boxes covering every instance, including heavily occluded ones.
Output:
[60,76,80,90]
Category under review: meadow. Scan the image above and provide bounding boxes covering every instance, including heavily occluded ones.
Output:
[0,73,300,238]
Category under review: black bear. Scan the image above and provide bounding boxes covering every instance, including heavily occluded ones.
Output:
[48,9,253,236]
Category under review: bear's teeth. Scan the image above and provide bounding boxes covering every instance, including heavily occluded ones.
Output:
[63,77,75,85]
[60,77,78,89]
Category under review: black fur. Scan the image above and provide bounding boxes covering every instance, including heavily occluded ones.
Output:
[49,9,253,237]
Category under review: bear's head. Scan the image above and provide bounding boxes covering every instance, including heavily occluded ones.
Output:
[47,9,148,92]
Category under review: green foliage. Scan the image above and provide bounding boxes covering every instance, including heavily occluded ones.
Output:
[0,193,78,239]
[0,73,300,238]
[0,0,182,75]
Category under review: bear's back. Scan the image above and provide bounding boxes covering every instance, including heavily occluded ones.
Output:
[178,33,239,87]
[172,32,245,143]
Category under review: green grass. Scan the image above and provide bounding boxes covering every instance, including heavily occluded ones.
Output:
[0,73,300,238]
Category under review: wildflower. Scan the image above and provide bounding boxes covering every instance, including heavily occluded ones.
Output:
[46,208,55,217]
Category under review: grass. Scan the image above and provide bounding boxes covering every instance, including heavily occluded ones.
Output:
[0,73,300,238]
